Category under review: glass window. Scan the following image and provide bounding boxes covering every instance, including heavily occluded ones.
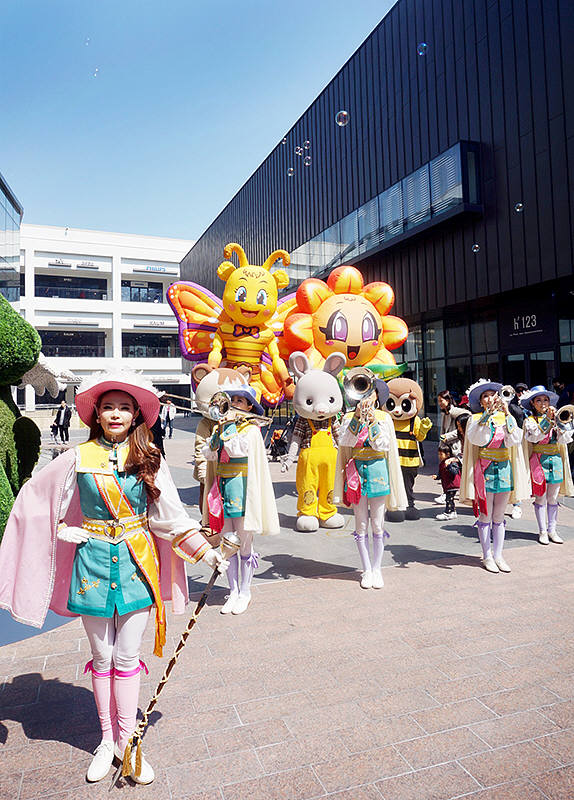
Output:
[379,183,403,240]
[471,317,498,353]
[340,210,358,262]
[472,353,501,381]
[323,221,341,270]
[404,326,423,363]
[403,165,431,229]
[445,321,470,358]
[424,321,444,360]
[35,274,107,301]
[309,233,324,270]
[122,332,180,358]
[430,145,463,215]
[560,346,574,384]
[559,319,574,343]
[40,330,106,357]
[446,357,473,398]
[121,280,164,303]
[466,148,479,204]
[357,197,380,254]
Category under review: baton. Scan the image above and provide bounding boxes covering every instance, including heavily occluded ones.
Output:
[109,531,240,790]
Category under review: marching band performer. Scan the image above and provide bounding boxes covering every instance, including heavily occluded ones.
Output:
[521,386,574,544]
[461,379,529,573]
[204,384,279,614]
[334,376,406,589]
[0,371,226,785]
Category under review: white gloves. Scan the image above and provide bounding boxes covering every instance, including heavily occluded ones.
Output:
[57,525,90,544]
[281,457,294,473]
[202,548,229,574]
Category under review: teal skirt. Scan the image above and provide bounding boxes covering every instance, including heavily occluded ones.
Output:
[68,538,154,618]
[356,457,390,498]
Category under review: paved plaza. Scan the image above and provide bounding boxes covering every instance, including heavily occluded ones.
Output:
[1,417,573,800]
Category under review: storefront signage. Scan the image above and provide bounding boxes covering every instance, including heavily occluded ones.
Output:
[133,265,178,275]
[500,302,555,349]
[48,319,98,326]
[49,260,72,267]
[134,320,169,327]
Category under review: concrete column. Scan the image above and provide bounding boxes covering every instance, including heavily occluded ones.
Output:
[111,254,122,359]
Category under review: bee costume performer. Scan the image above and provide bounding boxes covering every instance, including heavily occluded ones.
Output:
[0,371,224,785]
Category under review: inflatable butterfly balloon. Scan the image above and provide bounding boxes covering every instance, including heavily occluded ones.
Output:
[167,243,296,407]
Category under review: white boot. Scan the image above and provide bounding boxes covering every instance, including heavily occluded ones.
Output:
[482,556,499,573]
[114,742,154,785]
[86,740,115,782]
[220,553,239,614]
[360,570,373,589]
[233,552,257,615]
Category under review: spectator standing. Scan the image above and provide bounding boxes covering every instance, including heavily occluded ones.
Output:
[54,399,72,443]
[435,441,461,520]
[435,391,469,503]
[160,399,176,439]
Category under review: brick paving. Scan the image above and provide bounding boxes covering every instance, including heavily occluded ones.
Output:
[1,424,573,798]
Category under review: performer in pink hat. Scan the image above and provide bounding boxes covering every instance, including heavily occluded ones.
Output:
[0,370,226,785]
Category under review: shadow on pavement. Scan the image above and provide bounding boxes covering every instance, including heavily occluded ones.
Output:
[386,545,481,570]
[257,553,356,581]
[0,674,163,754]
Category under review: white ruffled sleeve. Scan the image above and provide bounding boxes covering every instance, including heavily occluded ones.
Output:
[148,459,201,541]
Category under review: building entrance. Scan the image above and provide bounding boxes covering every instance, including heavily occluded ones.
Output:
[504,350,557,389]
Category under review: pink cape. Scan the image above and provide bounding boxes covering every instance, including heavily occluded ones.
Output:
[0,448,189,629]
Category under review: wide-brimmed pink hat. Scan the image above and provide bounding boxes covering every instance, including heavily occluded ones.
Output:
[75,370,160,428]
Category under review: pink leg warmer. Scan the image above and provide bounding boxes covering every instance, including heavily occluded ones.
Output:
[114,662,147,753]
[85,660,116,742]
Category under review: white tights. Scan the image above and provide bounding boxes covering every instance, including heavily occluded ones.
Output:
[353,495,387,536]
[222,517,254,555]
[534,484,560,507]
[82,608,151,673]
[478,492,509,524]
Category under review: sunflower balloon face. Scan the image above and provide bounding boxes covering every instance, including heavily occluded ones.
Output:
[282,266,408,372]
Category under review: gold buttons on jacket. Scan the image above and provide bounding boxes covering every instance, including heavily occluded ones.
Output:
[110,582,117,590]
[112,555,119,563]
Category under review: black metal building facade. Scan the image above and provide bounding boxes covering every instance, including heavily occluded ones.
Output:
[181,0,574,410]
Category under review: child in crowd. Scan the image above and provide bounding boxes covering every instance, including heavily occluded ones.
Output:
[436,441,461,520]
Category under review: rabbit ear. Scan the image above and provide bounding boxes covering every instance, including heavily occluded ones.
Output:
[289,351,310,379]
[323,352,346,377]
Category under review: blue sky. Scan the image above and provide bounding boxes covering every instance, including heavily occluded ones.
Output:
[1,0,396,240]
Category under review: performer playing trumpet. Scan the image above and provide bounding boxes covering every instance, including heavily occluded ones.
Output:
[461,380,529,573]
[521,386,574,544]
[334,374,406,589]
[203,385,279,614]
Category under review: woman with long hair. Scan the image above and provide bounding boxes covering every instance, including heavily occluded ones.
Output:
[0,371,225,785]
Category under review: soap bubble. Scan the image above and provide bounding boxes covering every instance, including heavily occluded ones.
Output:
[335,110,349,127]
[304,140,311,149]
[85,37,90,46]
[281,138,287,145]
[295,146,303,156]
[471,243,480,254]
[304,156,312,167]
[93,67,99,77]
[287,167,294,177]
[417,42,428,56]
[514,202,524,213]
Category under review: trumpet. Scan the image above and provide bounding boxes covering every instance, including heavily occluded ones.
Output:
[207,392,270,426]
[556,404,574,432]
[499,385,516,402]
[343,367,375,404]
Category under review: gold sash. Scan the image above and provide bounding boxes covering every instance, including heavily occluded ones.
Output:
[91,471,166,657]
[478,447,509,462]
[532,443,559,455]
